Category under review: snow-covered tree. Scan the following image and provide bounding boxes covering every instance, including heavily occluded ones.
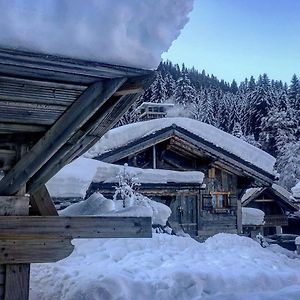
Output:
[173,72,196,106]
[276,140,300,191]
[113,164,140,208]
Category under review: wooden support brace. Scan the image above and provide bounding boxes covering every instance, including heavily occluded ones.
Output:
[0,78,126,196]
[29,185,58,216]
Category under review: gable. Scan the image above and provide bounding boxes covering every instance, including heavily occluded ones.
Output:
[93,123,275,185]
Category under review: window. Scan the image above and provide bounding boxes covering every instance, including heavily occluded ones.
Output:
[211,192,230,209]
[148,107,153,112]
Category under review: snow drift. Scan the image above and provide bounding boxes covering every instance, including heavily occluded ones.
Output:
[86,117,276,175]
[30,233,300,300]
[60,192,171,227]
[0,0,193,69]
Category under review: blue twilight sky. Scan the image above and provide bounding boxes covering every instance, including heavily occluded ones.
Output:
[162,0,300,84]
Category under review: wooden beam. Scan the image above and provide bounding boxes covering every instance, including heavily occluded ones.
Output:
[5,265,30,300]
[27,75,152,194]
[0,78,126,195]
[0,216,152,239]
[29,185,58,216]
[0,196,29,216]
[0,239,74,264]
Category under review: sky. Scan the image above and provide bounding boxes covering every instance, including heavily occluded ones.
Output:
[162,0,300,84]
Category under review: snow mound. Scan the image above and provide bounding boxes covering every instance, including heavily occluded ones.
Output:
[242,207,265,226]
[87,117,276,175]
[0,0,193,69]
[295,236,300,246]
[46,158,99,198]
[30,233,300,300]
[60,192,171,226]
[292,182,300,200]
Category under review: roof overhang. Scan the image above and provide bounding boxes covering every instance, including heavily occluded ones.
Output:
[95,124,275,186]
[0,48,154,195]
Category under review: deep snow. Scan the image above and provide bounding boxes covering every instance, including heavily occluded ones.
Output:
[60,192,171,227]
[30,233,300,300]
[242,207,265,226]
[86,118,276,175]
[0,0,193,69]
[46,157,204,198]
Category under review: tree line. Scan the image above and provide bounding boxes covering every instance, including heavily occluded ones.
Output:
[119,61,300,191]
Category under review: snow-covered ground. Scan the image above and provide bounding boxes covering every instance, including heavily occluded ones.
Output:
[30,233,300,300]
[86,117,276,175]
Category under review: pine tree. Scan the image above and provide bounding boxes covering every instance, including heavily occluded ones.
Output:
[149,72,167,103]
[173,72,196,107]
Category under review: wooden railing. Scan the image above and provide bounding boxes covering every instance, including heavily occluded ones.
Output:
[264,215,288,226]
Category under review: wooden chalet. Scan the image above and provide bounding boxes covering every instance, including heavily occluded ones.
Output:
[0,48,153,299]
[242,184,299,235]
[90,118,276,240]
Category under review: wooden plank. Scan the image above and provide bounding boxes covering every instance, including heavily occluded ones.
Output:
[0,239,74,264]
[0,196,29,216]
[0,48,152,85]
[27,81,149,194]
[4,264,30,300]
[0,123,47,134]
[29,185,58,216]
[0,216,152,239]
[0,78,126,196]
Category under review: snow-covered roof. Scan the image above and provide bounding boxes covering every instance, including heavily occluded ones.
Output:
[242,207,265,226]
[0,1,193,69]
[241,183,298,211]
[292,182,300,200]
[46,158,99,198]
[87,117,276,176]
[241,188,261,204]
[47,157,204,198]
[93,161,204,185]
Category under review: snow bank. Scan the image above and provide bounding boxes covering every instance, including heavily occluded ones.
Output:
[60,192,171,226]
[0,0,193,69]
[296,236,300,246]
[292,182,300,200]
[93,160,204,184]
[46,158,99,198]
[87,118,276,175]
[242,207,265,226]
[30,233,300,300]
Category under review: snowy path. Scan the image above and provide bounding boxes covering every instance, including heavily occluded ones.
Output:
[30,233,300,300]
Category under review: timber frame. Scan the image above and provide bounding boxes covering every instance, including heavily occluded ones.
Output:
[0,48,153,299]
[90,121,277,239]
[95,124,275,185]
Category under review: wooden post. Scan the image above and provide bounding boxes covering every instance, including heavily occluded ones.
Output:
[236,198,242,234]
[152,145,156,169]
[2,144,30,300]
